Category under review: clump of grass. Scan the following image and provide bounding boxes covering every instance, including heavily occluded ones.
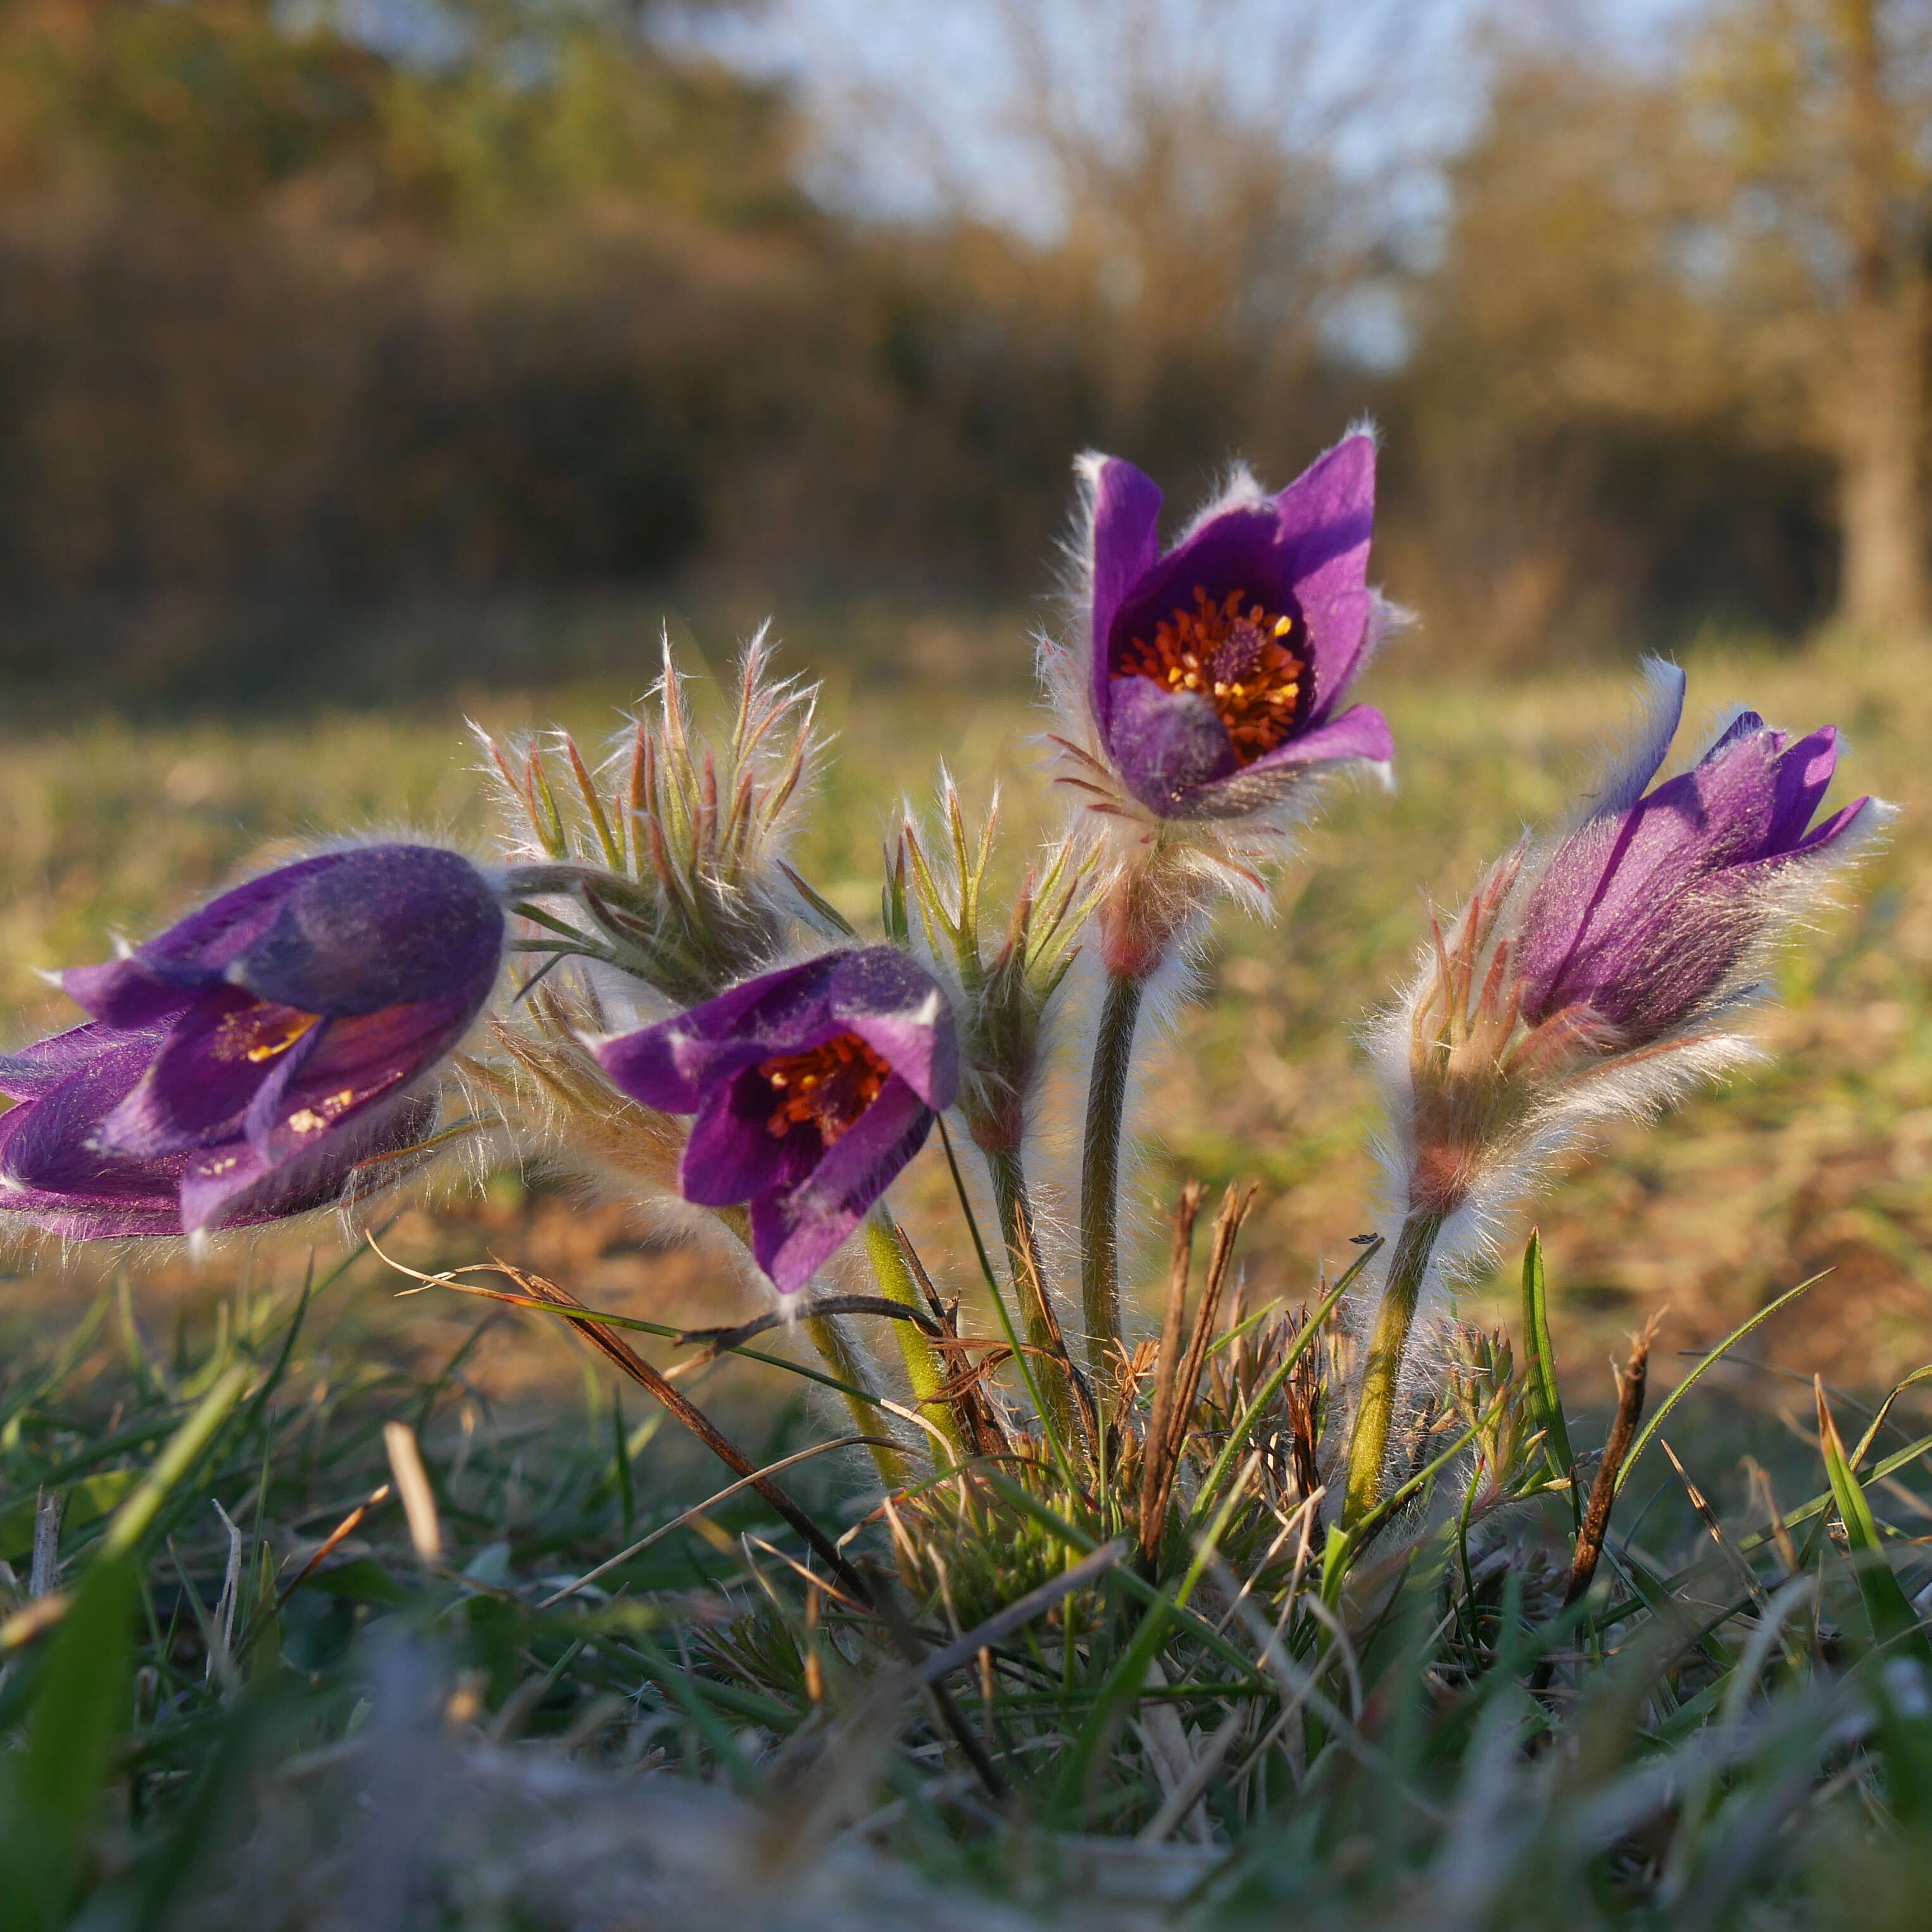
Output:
[6,1200,1932,1928]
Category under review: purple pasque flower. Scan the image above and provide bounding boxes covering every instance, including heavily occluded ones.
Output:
[3,844,503,1236]
[1070,434,1394,822]
[1515,665,1879,1045]
[594,947,958,1293]
[1,1024,439,1238]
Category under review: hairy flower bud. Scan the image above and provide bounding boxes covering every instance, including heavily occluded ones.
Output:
[1388,663,1888,1240]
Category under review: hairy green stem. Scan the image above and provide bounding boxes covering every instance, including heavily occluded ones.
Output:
[1079,970,1144,1382]
[863,1214,965,1464]
[1340,1209,1446,1531]
[801,1314,905,1488]
[985,1145,1080,1449]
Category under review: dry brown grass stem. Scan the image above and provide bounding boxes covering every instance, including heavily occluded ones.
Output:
[1137,1184,1256,1566]
[1000,1171,1100,1454]
[1565,1310,1664,1606]
[1165,1186,1257,1472]
[892,1233,1012,1457]
[1138,1182,1202,1564]
[272,1483,392,1615]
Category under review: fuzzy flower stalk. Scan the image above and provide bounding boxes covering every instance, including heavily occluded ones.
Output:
[1046,435,1395,1359]
[1341,665,1891,1528]
[891,779,1101,1419]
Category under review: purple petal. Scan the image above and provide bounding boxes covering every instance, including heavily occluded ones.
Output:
[1104,677,1240,815]
[1086,456,1165,733]
[1296,589,1377,725]
[253,994,479,1160]
[748,1078,932,1292]
[597,954,847,1111]
[827,949,958,1109]
[1234,703,1393,776]
[99,987,320,1157]
[1763,727,1839,853]
[1517,698,1847,1034]
[0,1044,186,1223]
[679,1068,825,1207]
[139,854,341,979]
[0,1024,149,1101]
[61,856,342,1024]
[597,1023,769,1115]
[228,845,503,1016]
[61,960,202,1030]
[597,949,957,1112]
[179,1091,439,1232]
[0,1188,183,1239]
[1273,434,1376,602]
[1595,661,1688,819]
[1273,437,1377,708]
[1737,791,1874,869]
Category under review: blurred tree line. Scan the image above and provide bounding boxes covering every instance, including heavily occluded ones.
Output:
[0,0,1925,697]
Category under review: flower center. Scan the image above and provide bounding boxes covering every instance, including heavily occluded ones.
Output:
[758,1031,893,1146]
[1114,585,1307,763]
[211,1001,323,1064]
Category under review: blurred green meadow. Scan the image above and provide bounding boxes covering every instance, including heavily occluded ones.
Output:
[4,608,1928,1404]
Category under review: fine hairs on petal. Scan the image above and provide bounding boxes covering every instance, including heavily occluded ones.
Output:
[1569,655,1686,825]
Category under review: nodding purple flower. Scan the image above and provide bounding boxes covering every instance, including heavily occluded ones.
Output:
[1,845,503,1237]
[1515,667,1879,1046]
[1067,434,1394,823]
[594,948,958,1293]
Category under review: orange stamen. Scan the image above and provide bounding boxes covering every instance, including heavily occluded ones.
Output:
[1113,584,1307,763]
[758,1031,892,1146]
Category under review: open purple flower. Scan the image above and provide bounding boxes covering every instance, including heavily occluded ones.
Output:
[595,948,958,1293]
[1,844,503,1236]
[1515,667,1879,1045]
[1071,434,1394,822]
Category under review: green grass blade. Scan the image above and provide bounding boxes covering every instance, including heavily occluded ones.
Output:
[1320,1393,1504,1607]
[975,1470,1267,1684]
[1049,1467,1255,1824]
[99,1363,253,1562]
[1,1552,138,1930]
[1816,1380,1932,1665]
[1520,1230,1574,1485]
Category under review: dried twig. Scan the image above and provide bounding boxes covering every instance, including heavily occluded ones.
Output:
[667,1295,946,1378]
[28,1488,64,1600]
[1565,1312,1663,1606]
[1165,1186,1257,1472]
[891,1229,1011,1457]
